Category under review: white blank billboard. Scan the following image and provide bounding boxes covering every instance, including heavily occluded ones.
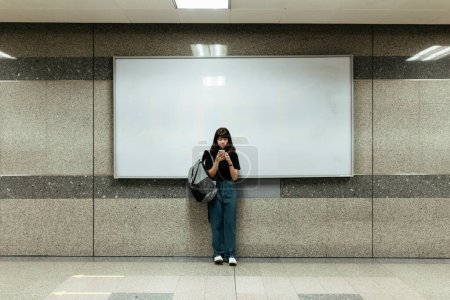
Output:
[114,56,353,178]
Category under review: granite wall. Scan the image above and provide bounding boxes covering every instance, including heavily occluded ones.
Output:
[0,24,449,257]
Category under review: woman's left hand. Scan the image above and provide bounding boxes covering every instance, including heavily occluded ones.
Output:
[224,153,232,165]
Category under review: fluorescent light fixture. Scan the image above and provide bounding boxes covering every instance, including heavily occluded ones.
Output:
[174,0,229,9]
[406,45,450,61]
[203,76,226,87]
[0,50,16,59]
[190,44,227,57]
[422,46,450,61]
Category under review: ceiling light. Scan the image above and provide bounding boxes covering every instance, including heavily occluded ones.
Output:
[174,0,229,9]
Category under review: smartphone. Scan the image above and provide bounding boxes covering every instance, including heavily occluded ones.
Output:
[218,150,225,156]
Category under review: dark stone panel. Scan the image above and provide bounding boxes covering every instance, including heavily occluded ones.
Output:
[281,175,372,198]
[373,25,450,57]
[373,56,450,79]
[353,56,372,79]
[0,57,93,80]
[373,175,450,198]
[94,24,372,57]
[94,57,112,80]
[3,175,449,199]
[94,176,188,199]
[0,176,93,199]
[93,56,371,81]
[0,57,370,81]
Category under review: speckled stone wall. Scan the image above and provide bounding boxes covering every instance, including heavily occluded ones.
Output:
[0,23,449,257]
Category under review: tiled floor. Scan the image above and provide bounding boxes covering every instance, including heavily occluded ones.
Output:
[1,257,450,299]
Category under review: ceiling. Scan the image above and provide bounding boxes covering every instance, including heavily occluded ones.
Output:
[0,0,449,24]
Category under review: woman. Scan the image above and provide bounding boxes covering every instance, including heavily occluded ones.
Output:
[202,127,240,266]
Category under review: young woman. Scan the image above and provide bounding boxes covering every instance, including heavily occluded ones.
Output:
[202,127,240,266]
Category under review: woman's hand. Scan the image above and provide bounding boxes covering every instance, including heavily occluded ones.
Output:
[216,152,226,162]
[224,153,233,166]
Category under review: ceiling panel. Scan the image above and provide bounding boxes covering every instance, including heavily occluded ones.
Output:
[114,0,175,9]
[124,9,179,23]
[0,0,448,24]
[230,9,282,23]
[231,0,286,10]
[341,0,408,10]
[178,9,229,23]
[281,10,334,23]
[285,0,342,10]
[330,9,390,24]
[70,9,129,23]
[379,9,450,24]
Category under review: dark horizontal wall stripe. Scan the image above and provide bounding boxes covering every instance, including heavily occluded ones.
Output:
[281,175,372,198]
[93,56,372,80]
[94,176,188,199]
[0,176,93,199]
[0,56,371,81]
[94,57,112,80]
[4,56,449,80]
[2,175,450,199]
[373,56,450,79]
[373,175,450,198]
[353,56,372,79]
[0,57,93,80]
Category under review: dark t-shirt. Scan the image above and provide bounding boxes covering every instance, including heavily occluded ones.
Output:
[202,150,240,181]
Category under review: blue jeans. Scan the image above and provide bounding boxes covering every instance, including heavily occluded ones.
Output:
[208,180,237,259]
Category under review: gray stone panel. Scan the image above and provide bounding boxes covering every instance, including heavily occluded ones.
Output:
[0,81,47,175]
[94,80,114,176]
[326,198,372,257]
[0,198,93,255]
[353,80,372,175]
[94,198,187,256]
[237,198,328,257]
[373,197,450,257]
[0,81,93,176]
[46,81,93,175]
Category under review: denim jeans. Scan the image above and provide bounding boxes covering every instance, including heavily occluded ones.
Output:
[208,179,237,259]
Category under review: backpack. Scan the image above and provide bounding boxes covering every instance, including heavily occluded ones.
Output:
[188,150,217,202]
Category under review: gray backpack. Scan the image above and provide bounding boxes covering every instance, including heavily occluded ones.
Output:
[188,150,217,202]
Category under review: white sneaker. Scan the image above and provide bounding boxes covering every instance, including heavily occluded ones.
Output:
[228,257,237,266]
[214,255,223,264]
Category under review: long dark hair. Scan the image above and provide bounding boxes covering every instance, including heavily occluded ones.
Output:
[209,127,236,158]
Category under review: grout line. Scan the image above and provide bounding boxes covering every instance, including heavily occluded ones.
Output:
[371,24,374,258]
[92,23,95,257]
[234,266,237,300]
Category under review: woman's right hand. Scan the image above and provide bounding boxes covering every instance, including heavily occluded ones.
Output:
[216,152,226,162]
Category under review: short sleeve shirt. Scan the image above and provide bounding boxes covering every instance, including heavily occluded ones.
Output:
[202,150,240,181]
